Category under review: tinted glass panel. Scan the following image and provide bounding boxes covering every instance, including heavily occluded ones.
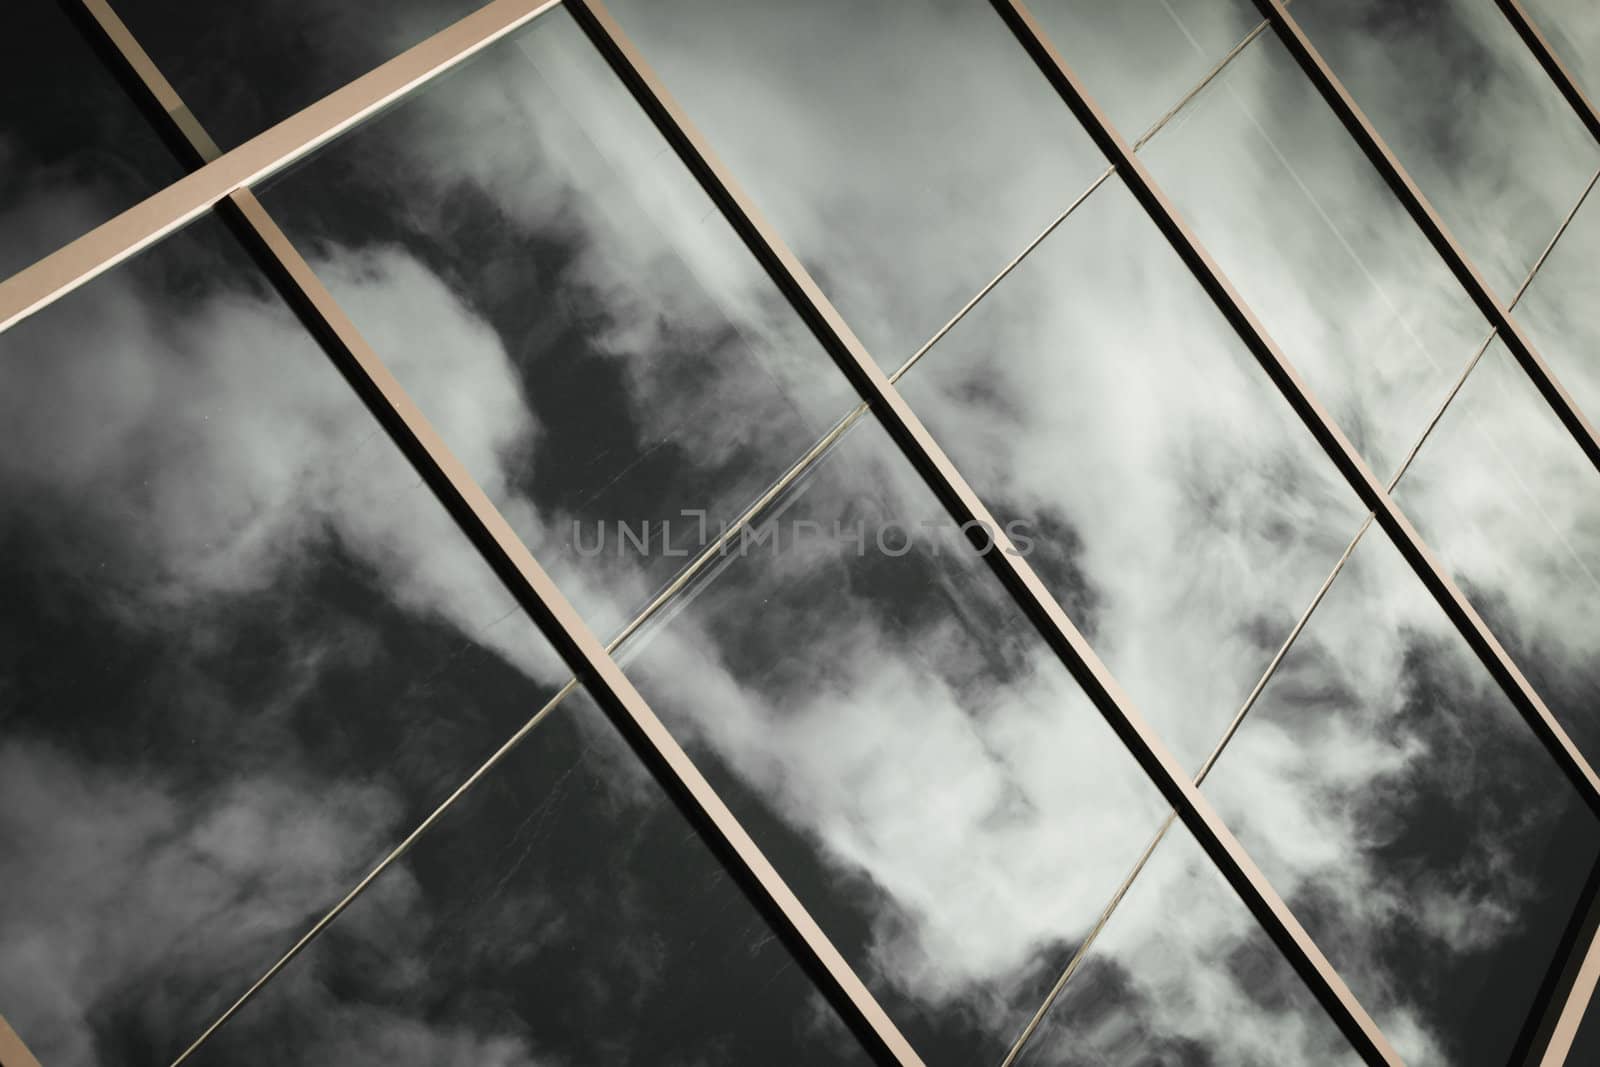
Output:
[0,0,184,276]
[259,6,859,642]
[1525,0,1600,99]
[1016,823,1358,1066]
[114,0,489,150]
[618,416,1174,1067]
[897,178,1364,771]
[1143,30,1487,478]
[1512,178,1600,425]
[1395,339,1600,767]
[183,689,872,1066]
[1295,0,1600,294]
[0,214,576,1064]
[1205,526,1600,1066]
[1029,0,1262,138]
[605,0,1109,362]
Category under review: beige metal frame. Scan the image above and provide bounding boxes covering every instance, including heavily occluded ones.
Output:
[1,0,1595,1063]
[0,1015,42,1067]
[55,2,921,1064]
[569,0,1399,1062]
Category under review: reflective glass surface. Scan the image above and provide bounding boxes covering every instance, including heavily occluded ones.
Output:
[1016,824,1358,1066]
[184,689,871,1066]
[897,178,1364,771]
[617,416,1174,1067]
[1525,0,1600,99]
[1395,339,1600,767]
[1512,179,1600,426]
[1029,0,1262,139]
[0,0,183,277]
[1143,31,1488,479]
[1295,0,1600,295]
[259,6,859,643]
[1205,526,1600,1067]
[0,214,575,1063]
[114,0,490,150]
[605,0,1110,363]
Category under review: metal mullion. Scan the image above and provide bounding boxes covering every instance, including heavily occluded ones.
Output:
[61,4,923,1065]
[0,1015,42,1067]
[570,1,1400,1062]
[1003,158,1600,1066]
[996,0,1600,801]
[1494,0,1600,147]
[1484,9,1600,1062]
[0,0,567,332]
[1248,0,1600,477]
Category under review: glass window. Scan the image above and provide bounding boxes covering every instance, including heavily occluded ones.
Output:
[1511,179,1600,426]
[604,0,1110,363]
[257,5,860,645]
[1293,0,1600,295]
[1394,339,1600,769]
[1015,823,1359,1066]
[1141,30,1488,479]
[1524,0,1600,100]
[0,0,184,277]
[1203,526,1600,1066]
[178,689,873,1066]
[1027,0,1263,139]
[0,213,583,1063]
[112,0,491,151]
[615,415,1176,1066]
[896,177,1365,772]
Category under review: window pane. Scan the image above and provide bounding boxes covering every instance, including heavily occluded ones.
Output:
[1294,0,1600,295]
[1203,526,1600,1067]
[604,0,1109,362]
[113,0,490,150]
[617,415,1174,1067]
[258,5,860,643]
[1511,180,1600,425]
[896,177,1365,772]
[0,0,184,276]
[180,688,872,1066]
[1142,30,1487,479]
[1016,823,1358,1067]
[1524,0,1600,100]
[0,214,581,1063]
[1394,339,1600,768]
[1028,0,1262,138]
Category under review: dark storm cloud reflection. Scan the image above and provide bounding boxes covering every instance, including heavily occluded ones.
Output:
[112,0,493,150]
[258,5,860,644]
[1205,527,1600,1067]
[1295,0,1600,295]
[0,199,867,1062]
[0,1,183,277]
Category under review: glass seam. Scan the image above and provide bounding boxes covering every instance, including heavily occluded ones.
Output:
[1001,160,1600,1067]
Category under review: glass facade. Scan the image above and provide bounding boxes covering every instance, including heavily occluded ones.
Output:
[3,2,1600,1066]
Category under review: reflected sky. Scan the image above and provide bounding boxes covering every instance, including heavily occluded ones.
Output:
[605,0,1110,363]
[1029,0,1263,138]
[616,415,1176,1066]
[0,0,183,278]
[181,690,870,1067]
[1525,0,1600,99]
[1294,0,1600,295]
[1205,525,1600,1066]
[1513,180,1600,430]
[1017,823,1359,1067]
[1143,29,1487,479]
[113,0,491,150]
[897,176,1363,771]
[259,5,860,644]
[1396,338,1600,772]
